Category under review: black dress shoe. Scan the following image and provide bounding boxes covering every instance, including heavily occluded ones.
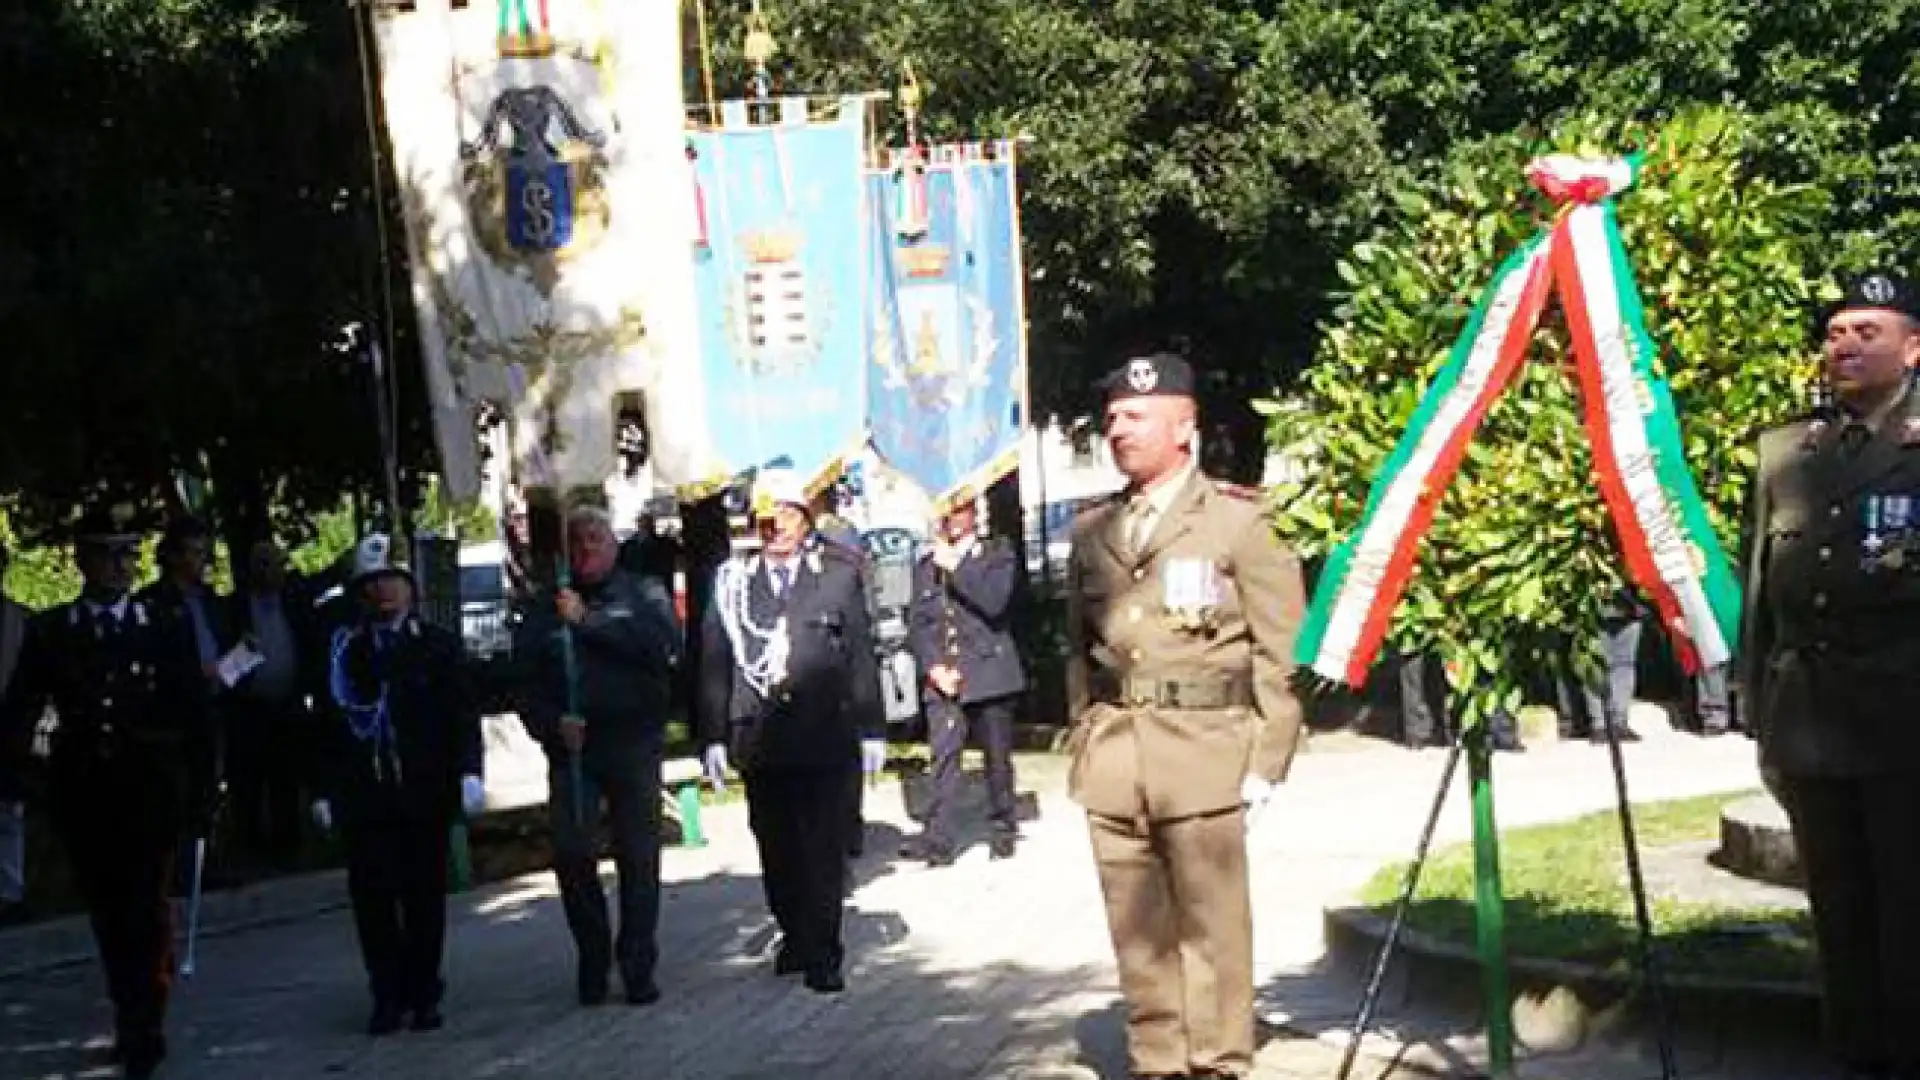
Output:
[989,836,1016,860]
[774,945,805,976]
[803,965,845,994]
[368,1004,406,1037]
[119,1033,165,1078]
[579,969,610,1006]
[624,980,661,1006]
[409,1005,444,1032]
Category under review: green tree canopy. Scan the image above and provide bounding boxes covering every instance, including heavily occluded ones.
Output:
[0,0,433,551]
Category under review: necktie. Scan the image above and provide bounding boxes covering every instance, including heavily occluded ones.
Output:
[771,566,791,598]
[1126,498,1154,555]
[1840,421,1872,459]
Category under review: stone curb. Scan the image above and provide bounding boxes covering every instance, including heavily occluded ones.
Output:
[0,869,351,983]
[1320,901,1820,1050]
[1718,793,1803,888]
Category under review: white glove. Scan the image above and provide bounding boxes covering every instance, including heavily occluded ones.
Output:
[1240,775,1276,828]
[311,799,333,832]
[461,774,486,816]
[861,738,888,776]
[702,744,730,793]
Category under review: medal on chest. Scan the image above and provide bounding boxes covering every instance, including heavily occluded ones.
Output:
[1160,557,1224,634]
[1865,492,1920,573]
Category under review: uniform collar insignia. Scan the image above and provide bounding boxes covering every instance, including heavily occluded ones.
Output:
[1902,417,1920,447]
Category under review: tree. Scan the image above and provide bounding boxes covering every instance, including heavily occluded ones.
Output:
[1266,106,1831,718]
[0,0,434,557]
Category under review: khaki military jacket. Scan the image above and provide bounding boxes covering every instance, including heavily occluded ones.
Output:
[1740,384,1920,777]
[1064,470,1307,820]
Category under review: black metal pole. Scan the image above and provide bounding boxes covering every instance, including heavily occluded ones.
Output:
[1598,700,1679,1079]
[347,0,406,534]
[1335,731,1466,1080]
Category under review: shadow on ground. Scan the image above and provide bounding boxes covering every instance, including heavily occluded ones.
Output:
[0,773,1149,1080]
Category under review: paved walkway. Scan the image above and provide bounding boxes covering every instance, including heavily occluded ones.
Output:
[0,720,1784,1080]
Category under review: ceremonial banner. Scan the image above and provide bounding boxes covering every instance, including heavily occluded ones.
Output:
[1298,154,1741,686]
[370,0,706,500]
[686,99,871,494]
[866,143,1028,511]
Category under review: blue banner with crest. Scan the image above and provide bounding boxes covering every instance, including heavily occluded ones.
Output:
[866,143,1027,511]
[688,98,870,491]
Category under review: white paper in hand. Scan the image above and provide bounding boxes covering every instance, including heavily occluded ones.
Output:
[215,644,266,688]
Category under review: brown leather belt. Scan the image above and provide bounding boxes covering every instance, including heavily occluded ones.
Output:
[1089,672,1252,710]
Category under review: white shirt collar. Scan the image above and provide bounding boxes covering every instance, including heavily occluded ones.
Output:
[85,594,132,621]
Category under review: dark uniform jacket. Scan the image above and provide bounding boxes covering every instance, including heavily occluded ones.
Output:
[1740,385,1920,777]
[907,538,1027,705]
[698,540,885,771]
[0,597,29,802]
[137,578,236,668]
[227,582,325,698]
[515,568,681,758]
[316,614,482,826]
[2,596,214,830]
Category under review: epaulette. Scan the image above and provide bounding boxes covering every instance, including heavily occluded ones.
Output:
[815,536,863,563]
[1077,492,1123,519]
[1213,480,1265,502]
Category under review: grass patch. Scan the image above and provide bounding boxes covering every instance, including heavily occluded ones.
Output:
[1356,790,1814,984]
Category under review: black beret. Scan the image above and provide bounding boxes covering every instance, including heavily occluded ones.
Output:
[1099,352,1196,403]
[1826,270,1920,325]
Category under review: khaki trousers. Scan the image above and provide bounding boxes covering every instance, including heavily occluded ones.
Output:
[1089,807,1254,1076]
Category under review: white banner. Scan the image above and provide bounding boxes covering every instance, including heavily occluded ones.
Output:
[372,0,712,499]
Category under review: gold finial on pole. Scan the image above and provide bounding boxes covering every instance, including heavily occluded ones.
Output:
[897,59,924,146]
[744,0,777,118]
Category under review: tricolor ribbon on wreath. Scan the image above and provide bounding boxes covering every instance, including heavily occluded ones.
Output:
[1296,153,1742,688]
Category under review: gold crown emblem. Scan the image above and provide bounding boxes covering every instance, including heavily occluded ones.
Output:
[899,244,950,279]
[743,229,805,264]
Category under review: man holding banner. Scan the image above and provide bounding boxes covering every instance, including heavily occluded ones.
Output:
[1741,271,1920,1080]
[1064,353,1307,1079]
[515,506,681,1008]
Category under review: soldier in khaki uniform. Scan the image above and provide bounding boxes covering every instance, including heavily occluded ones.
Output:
[1064,352,1307,1079]
[1741,271,1920,1080]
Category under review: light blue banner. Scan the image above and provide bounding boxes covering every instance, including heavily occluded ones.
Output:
[866,146,1027,509]
[689,99,869,489]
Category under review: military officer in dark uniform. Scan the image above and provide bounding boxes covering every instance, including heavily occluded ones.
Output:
[1065,353,1308,1080]
[900,490,1026,865]
[311,534,483,1036]
[698,467,887,994]
[1740,271,1920,1080]
[2,506,213,1078]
